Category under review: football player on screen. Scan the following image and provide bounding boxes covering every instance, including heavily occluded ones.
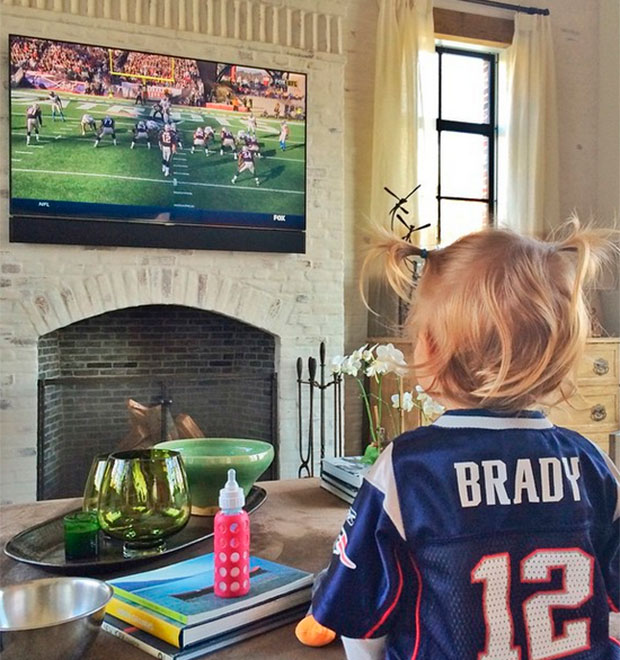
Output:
[25,103,42,145]
[245,133,262,159]
[48,91,66,122]
[204,125,215,155]
[231,146,259,186]
[246,112,257,136]
[94,116,117,147]
[165,120,182,150]
[80,114,96,135]
[151,101,165,121]
[278,120,289,151]
[159,124,177,177]
[219,128,236,157]
[131,119,151,149]
[191,126,208,156]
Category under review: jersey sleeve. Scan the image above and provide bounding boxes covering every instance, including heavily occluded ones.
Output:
[312,443,413,640]
[600,452,620,611]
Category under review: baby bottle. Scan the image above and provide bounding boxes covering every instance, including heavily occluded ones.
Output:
[214,469,251,598]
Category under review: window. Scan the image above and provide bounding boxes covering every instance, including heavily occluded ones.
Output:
[436,47,497,246]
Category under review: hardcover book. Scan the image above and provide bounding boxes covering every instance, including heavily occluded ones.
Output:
[106,585,312,648]
[108,553,314,626]
[319,476,357,504]
[320,456,369,490]
[103,604,310,660]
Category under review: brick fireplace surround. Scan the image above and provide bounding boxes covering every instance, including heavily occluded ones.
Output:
[0,0,348,504]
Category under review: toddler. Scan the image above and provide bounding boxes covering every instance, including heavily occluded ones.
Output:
[312,222,619,659]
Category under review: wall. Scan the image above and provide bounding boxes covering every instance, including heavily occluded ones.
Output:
[0,0,347,503]
[597,0,620,336]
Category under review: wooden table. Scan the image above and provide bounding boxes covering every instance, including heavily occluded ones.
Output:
[0,478,349,659]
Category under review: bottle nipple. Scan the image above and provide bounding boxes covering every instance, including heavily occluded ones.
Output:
[219,468,245,511]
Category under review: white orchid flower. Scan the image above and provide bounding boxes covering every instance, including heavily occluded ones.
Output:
[341,353,362,377]
[374,343,408,376]
[362,344,378,362]
[331,356,344,374]
[365,359,389,378]
[422,398,445,419]
[415,385,445,420]
[391,391,415,412]
[350,344,368,362]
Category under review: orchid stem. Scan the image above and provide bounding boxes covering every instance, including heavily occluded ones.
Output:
[356,378,377,445]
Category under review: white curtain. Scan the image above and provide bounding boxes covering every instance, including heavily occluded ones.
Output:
[369,0,437,244]
[368,0,436,333]
[499,13,560,237]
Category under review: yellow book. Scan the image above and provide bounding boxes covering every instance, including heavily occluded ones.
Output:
[106,596,182,647]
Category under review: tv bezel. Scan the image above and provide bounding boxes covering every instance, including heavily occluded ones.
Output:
[8,34,307,254]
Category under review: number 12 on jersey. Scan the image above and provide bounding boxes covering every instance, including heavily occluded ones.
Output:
[471,548,594,660]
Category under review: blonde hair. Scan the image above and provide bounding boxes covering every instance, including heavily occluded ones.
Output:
[363,219,617,412]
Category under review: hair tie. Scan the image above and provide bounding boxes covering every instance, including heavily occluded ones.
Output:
[419,248,428,259]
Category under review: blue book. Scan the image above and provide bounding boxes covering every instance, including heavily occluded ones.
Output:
[108,553,314,626]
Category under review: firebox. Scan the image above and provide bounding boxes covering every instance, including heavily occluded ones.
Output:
[37,305,277,500]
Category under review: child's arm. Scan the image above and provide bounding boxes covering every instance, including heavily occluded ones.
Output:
[312,443,415,648]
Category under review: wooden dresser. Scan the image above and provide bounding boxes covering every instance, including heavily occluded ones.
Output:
[370,337,620,456]
[547,337,619,455]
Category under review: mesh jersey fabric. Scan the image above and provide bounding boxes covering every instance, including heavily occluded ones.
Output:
[312,409,620,660]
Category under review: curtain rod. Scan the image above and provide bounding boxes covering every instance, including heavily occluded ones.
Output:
[458,0,550,16]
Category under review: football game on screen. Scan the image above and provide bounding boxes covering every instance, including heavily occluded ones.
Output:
[9,35,306,231]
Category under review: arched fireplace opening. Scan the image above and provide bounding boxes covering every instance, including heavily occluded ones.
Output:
[37,304,277,500]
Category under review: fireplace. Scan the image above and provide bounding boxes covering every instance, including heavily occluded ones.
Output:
[37,305,277,500]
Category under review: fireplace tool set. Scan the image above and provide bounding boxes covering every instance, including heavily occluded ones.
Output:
[296,342,344,477]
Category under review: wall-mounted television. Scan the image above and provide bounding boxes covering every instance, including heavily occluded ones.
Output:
[9,35,306,253]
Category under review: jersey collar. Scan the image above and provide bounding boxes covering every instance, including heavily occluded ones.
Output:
[432,409,554,430]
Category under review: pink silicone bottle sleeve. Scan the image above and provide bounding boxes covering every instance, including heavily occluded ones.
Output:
[213,509,251,598]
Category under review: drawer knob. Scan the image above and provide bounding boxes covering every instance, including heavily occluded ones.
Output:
[590,404,607,422]
[592,358,609,376]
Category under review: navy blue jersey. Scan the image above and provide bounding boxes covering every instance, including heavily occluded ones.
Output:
[101,117,114,128]
[313,410,620,660]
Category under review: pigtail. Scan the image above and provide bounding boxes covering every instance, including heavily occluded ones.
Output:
[553,216,618,308]
[359,225,430,309]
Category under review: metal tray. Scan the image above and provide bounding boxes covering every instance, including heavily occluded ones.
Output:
[4,486,266,574]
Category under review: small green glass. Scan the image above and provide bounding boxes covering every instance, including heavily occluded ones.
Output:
[64,510,99,560]
[97,449,191,558]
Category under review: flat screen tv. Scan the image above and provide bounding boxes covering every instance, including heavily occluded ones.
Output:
[9,35,306,253]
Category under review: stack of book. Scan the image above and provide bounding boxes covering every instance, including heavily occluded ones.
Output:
[103,553,314,659]
[320,456,369,503]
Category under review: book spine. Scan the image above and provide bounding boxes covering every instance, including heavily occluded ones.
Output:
[102,620,173,660]
[106,597,182,648]
[111,586,188,625]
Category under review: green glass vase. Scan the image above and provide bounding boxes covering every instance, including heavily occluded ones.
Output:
[82,452,109,513]
[97,449,191,557]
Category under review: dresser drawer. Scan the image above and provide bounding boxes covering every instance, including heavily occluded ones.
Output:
[577,341,619,386]
[548,386,619,432]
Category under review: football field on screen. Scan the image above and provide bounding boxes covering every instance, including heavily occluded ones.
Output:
[10,90,306,219]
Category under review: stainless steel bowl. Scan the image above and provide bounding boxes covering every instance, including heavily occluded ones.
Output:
[0,577,113,660]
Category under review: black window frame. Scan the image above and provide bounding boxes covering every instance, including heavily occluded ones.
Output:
[436,46,498,243]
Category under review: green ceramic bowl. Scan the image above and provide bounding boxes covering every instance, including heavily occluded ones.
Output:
[154,438,274,516]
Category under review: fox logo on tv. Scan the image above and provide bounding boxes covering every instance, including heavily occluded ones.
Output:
[273,214,286,222]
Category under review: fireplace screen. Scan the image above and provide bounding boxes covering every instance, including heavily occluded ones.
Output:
[37,305,277,500]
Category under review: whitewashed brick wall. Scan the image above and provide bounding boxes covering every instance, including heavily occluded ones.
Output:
[0,0,347,503]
